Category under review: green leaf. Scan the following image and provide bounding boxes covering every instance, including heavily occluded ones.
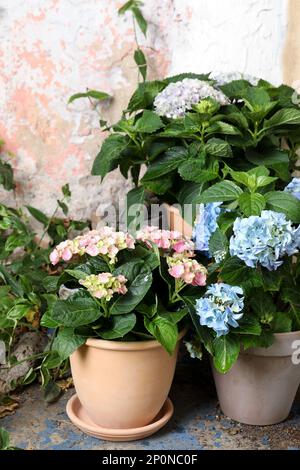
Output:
[220,80,251,99]
[141,146,187,181]
[221,257,262,286]
[238,193,265,216]
[159,307,188,324]
[50,294,102,327]
[234,316,262,335]
[42,275,59,293]
[265,191,300,223]
[111,262,152,314]
[118,0,135,15]
[241,331,274,350]
[245,149,289,167]
[65,269,88,280]
[135,110,163,133]
[7,302,31,321]
[43,381,61,404]
[177,182,204,205]
[213,335,240,373]
[141,173,173,195]
[134,48,147,81]
[127,81,166,113]
[22,368,37,386]
[198,180,242,203]
[132,5,147,36]
[26,206,48,226]
[207,121,242,136]
[242,87,270,110]
[75,257,110,276]
[0,160,14,191]
[178,160,218,183]
[92,134,128,178]
[126,186,146,231]
[144,315,178,355]
[98,313,136,339]
[209,228,228,261]
[0,428,10,450]
[62,183,71,198]
[52,327,86,361]
[165,72,211,84]
[57,200,68,216]
[205,138,232,158]
[250,290,276,317]
[264,108,300,129]
[68,90,111,104]
[272,312,292,333]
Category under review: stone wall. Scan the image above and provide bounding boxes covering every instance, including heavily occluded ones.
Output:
[0,0,290,222]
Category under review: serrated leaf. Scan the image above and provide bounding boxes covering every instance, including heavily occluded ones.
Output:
[51,294,102,327]
[205,138,232,158]
[197,180,242,203]
[265,191,300,223]
[127,80,166,113]
[53,327,86,361]
[238,193,265,216]
[98,313,136,339]
[92,134,128,178]
[141,146,187,181]
[264,108,300,129]
[135,110,163,133]
[178,160,218,183]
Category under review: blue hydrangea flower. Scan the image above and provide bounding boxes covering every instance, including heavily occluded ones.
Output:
[285,177,300,201]
[192,202,223,257]
[195,283,244,337]
[229,210,300,271]
[153,78,229,119]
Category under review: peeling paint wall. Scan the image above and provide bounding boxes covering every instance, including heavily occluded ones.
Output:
[0,0,289,222]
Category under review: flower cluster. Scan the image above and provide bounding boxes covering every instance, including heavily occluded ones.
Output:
[192,202,223,258]
[195,283,244,337]
[229,210,300,271]
[167,253,207,286]
[50,227,135,265]
[209,71,259,87]
[137,226,194,254]
[153,78,229,119]
[79,273,127,301]
[184,338,202,360]
[285,177,300,201]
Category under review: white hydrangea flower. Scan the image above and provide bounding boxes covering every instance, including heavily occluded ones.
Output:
[153,78,230,119]
[210,71,259,87]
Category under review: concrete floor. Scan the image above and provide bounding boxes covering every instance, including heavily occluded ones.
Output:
[2,361,300,450]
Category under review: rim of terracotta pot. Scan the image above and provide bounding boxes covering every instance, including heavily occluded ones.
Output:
[85,327,187,351]
[243,329,300,358]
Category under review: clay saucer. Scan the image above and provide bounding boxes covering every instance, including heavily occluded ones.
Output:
[66,394,174,442]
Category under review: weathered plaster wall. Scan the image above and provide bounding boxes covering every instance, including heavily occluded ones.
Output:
[0,0,289,222]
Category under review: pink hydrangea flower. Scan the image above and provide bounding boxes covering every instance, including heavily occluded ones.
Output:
[49,227,135,265]
[167,254,207,286]
[137,226,194,254]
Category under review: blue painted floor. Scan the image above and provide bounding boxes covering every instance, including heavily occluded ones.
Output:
[2,362,300,450]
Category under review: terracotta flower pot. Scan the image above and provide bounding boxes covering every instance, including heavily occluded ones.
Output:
[212,331,300,425]
[165,204,193,238]
[70,329,186,429]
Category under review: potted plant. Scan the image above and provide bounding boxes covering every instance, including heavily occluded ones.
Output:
[182,196,300,425]
[75,72,300,426]
[43,226,207,439]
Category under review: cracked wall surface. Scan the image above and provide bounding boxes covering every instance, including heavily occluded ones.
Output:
[0,0,289,222]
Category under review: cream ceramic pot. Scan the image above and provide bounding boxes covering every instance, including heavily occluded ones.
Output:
[212,331,300,425]
[70,329,186,429]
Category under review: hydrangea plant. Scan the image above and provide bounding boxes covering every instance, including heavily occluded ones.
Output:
[42,227,207,358]
[74,73,300,374]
